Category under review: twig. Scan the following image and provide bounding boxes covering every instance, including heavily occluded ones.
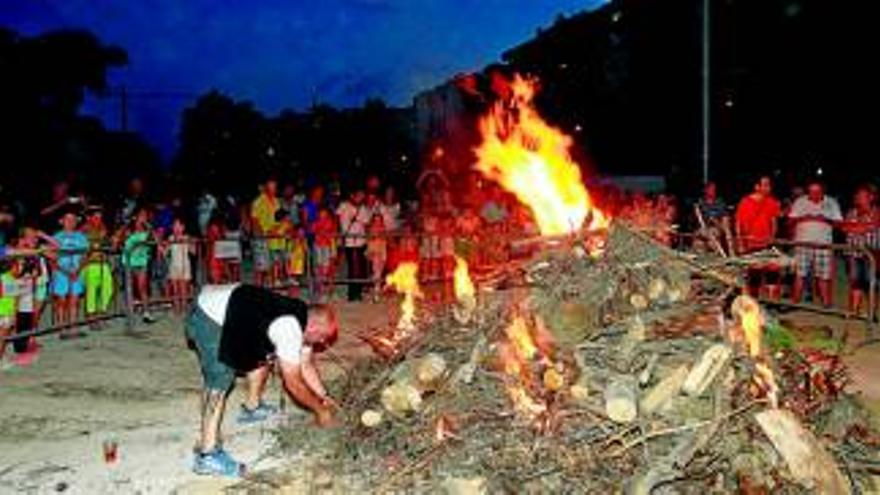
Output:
[375,440,456,492]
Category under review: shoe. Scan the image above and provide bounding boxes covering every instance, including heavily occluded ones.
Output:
[236,402,275,424]
[192,448,244,478]
[142,313,157,324]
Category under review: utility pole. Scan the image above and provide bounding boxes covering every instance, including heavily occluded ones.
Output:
[701,0,710,184]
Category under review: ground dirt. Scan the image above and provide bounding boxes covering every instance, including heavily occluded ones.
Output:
[0,301,389,494]
[1,304,879,494]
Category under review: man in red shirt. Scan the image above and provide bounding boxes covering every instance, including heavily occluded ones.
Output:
[735,176,782,299]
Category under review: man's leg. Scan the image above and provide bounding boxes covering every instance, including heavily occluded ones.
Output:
[817,248,833,307]
[244,365,271,411]
[200,389,227,453]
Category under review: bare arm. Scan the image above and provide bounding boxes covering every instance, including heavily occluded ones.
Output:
[300,348,331,401]
[278,360,334,425]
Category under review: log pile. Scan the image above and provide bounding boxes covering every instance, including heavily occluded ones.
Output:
[243,223,879,494]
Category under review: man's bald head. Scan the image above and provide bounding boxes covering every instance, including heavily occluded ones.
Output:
[304,304,338,350]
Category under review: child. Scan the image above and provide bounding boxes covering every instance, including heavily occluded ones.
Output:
[313,208,337,300]
[276,211,306,297]
[164,218,194,316]
[366,213,387,300]
[81,206,114,327]
[123,208,155,324]
[52,211,89,337]
[420,212,441,282]
[205,214,227,284]
[14,226,52,355]
[438,215,456,301]
[0,259,19,369]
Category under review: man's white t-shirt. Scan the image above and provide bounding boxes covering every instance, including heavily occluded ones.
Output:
[197,284,303,364]
[788,195,842,244]
[336,201,372,248]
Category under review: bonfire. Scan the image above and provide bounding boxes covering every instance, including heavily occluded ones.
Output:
[250,75,878,494]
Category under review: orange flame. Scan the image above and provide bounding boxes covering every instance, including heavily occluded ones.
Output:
[453,256,475,304]
[499,316,547,419]
[737,296,778,408]
[739,296,763,358]
[386,262,421,331]
[474,74,607,236]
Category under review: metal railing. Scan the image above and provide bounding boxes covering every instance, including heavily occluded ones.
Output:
[5,227,875,345]
[673,231,878,328]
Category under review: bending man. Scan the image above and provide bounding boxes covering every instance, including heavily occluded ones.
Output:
[185,283,339,477]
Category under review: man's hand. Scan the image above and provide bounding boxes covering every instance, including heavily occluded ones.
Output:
[315,406,336,428]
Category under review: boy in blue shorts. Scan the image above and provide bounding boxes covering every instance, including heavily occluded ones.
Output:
[53,211,89,338]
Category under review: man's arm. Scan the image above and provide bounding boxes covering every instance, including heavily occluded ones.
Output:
[299,347,332,403]
[278,360,334,426]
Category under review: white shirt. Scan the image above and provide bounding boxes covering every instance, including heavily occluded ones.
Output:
[336,201,373,248]
[197,284,304,364]
[788,195,842,243]
[380,202,401,231]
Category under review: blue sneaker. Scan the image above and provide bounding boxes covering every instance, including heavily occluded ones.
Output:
[236,402,276,424]
[193,448,244,478]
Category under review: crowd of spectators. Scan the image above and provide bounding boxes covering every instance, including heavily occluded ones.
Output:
[1,170,879,371]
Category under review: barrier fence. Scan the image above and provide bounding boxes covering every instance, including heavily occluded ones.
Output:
[2,228,877,345]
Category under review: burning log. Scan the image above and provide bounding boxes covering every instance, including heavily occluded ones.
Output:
[754,409,850,494]
[682,343,732,397]
[604,376,639,423]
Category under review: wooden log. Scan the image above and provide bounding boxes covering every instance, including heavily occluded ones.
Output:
[640,365,690,415]
[605,376,639,423]
[682,344,732,397]
[754,409,850,494]
[638,353,660,386]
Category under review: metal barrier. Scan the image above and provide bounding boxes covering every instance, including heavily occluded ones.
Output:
[674,231,878,328]
[4,226,875,346]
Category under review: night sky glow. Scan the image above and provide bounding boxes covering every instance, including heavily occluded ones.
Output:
[2,0,608,158]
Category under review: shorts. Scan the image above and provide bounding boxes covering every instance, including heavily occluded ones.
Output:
[314,245,334,268]
[252,240,270,271]
[795,246,833,281]
[52,272,84,297]
[849,256,876,292]
[185,305,235,393]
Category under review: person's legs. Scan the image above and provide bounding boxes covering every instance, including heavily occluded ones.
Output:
[0,319,11,364]
[243,365,271,410]
[793,247,811,303]
[84,263,99,316]
[344,247,357,301]
[848,257,867,314]
[201,389,227,453]
[816,248,833,307]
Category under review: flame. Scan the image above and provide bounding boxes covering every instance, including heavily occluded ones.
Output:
[386,262,421,331]
[736,296,778,408]
[453,256,475,304]
[505,316,538,361]
[474,74,606,236]
[739,297,763,357]
[498,316,547,419]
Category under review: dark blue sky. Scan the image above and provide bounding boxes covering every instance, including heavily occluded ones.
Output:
[2,0,607,159]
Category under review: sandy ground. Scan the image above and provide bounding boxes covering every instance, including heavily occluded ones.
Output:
[2,302,880,494]
[0,301,390,495]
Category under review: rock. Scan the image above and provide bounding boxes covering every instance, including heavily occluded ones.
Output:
[570,382,590,404]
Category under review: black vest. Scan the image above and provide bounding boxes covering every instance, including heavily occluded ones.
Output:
[217,284,308,371]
